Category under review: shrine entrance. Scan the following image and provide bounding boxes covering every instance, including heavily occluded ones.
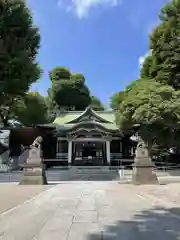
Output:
[72,140,107,166]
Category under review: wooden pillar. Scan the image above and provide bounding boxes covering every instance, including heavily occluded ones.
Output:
[56,140,59,156]
[68,140,72,164]
[120,141,122,153]
[106,141,110,165]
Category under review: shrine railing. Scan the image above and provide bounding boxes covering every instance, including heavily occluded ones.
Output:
[56,153,68,161]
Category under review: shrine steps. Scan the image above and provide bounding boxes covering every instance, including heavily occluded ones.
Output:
[47,166,120,181]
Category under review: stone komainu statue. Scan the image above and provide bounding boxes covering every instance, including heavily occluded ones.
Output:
[30,136,43,149]
[136,138,146,149]
[133,136,158,185]
[135,138,149,158]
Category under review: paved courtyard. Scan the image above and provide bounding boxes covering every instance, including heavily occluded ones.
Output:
[0,182,180,239]
[0,185,51,214]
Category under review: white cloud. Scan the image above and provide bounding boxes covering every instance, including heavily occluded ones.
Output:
[138,50,152,68]
[58,0,121,18]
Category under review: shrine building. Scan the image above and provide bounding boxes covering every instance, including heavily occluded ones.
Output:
[40,106,135,167]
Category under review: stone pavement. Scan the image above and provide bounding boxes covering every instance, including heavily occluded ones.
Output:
[0,182,180,239]
[134,183,180,208]
[0,185,51,214]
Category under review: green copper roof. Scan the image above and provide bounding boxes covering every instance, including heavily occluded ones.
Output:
[53,107,118,131]
[54,112,81,125]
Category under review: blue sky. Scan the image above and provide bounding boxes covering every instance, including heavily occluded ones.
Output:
[28,0,168,107]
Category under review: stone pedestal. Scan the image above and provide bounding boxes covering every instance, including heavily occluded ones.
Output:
[19,147,47,185]
[132,142,158,185]
[132,162,158,185]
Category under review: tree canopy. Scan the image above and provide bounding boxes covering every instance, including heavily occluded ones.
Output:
[49,67,105,112]
[90,96,104,111]
[49,67,91,110]
[0,0,41,125]
[141,0,180,89]
[116,79,180,150]
[110,92,124,110]
[14,92,48,125]
[110,79,142,110]
[49,67,71,83]
[111,0,180,155]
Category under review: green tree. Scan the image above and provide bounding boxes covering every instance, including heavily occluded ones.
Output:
[140,55,154,79]
[49,67,91,110]
[141,0,180,89]
[49,67,71,84]
[71,73,85,84]
[110,92,124,110]
[44,95,57,122]
[90,96,104,111]
[14,92,48,125]
[110,80,141,110]
[116,79,180,155]
[0,0,41,125]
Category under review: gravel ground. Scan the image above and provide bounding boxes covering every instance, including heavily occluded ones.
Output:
[0,184,52,214]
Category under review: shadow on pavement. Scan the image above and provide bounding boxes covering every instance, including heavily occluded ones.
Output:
[88,206,180,239]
